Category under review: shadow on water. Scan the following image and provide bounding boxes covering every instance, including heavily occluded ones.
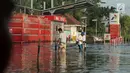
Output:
[5,43,130,73]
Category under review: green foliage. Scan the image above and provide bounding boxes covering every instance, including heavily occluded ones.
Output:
[120,15,130,39]
[85,5,116,36]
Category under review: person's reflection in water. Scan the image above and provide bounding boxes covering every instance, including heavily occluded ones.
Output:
[59,49,67,73]
[108,46,120,73]
[78,52,84,68]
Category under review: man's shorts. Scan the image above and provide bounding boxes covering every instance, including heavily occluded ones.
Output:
[78,44,83,49]
[60,43,66,49]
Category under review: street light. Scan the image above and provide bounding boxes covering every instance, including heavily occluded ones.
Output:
[92,19,98,37]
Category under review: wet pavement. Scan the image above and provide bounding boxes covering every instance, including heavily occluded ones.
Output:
[5,43,130,73]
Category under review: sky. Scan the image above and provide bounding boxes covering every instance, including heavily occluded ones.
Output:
[101,0,130,15]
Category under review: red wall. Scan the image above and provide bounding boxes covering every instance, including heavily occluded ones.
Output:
[9,14,24,42]
[9,14,66,43]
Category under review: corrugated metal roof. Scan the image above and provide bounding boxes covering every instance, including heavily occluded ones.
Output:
[55,14,81,25]
[64,14,81,25]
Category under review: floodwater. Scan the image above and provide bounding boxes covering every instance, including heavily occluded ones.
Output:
[5,43,130,73]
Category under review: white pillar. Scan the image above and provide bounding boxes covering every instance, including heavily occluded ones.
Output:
[31,0,33,15]
[51,0,54,8]
[43,2,46,10]
[31,0,33,9]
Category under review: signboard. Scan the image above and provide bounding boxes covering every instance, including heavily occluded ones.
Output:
[117,3,125,13]
[54,16,67,22]
[104,34,111,40]
[109,13,120,39]
[109,13,120,24]
[110,25,120,39]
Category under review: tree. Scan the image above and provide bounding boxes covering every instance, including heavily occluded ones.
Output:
[83,5,117,36]
[120,15,130,41]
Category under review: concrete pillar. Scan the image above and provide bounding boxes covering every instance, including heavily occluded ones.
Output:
[43,1,46,10]
[51,0,54,8]
[31,0,33,15]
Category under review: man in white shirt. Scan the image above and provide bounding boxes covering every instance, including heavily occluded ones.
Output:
[58,28,67,52]
[77,33,84,52]
[82,32,86,52]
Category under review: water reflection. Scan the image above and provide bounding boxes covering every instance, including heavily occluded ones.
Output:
[5,43,130,73]
[104,45,121,73]
[6,43,53,73]
[5,43,23,73]
[22,43,38,73]
[86,44,122,73]
[54,49,67,73]
[59,51,67,73]
[40,43,52,73]
[78,52,83,67]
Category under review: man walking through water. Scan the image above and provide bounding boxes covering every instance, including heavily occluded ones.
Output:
[58,28,67,52]
[77,32,84,52]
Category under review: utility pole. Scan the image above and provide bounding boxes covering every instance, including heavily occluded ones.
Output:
[85,18,87,34]
[92,19,98,37]
[81,17,87,32]
[96,20,97,37]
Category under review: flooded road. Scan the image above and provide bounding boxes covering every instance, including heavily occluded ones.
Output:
[5,43,130,73]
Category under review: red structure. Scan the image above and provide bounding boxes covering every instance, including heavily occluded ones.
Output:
[9,14,67,43]
[7,14,67,72]
[39,15,67,42]
[110,25,120,39]
[9,14,24,42]
[109,13,123,44]
[24,15,40,42]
